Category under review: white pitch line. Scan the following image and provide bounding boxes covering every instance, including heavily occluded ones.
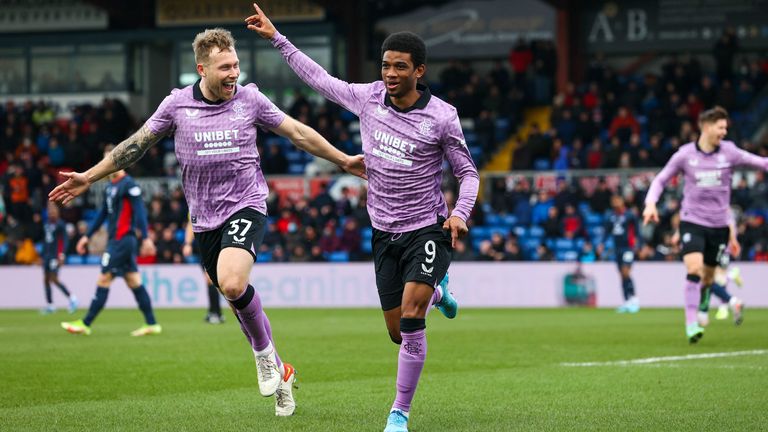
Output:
[560,349,768,367]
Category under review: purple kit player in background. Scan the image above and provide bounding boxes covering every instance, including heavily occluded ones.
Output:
[643,106,768,343]
[50,28,366,417]
[40,201,78,315]
[247,5,479,431]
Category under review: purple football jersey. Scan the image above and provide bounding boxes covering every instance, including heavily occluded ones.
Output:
[146,82,286,232]
[646,140,768,228]
[271,32,479,233]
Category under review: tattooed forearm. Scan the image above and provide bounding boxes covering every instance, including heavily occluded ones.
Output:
[110,125,162,170]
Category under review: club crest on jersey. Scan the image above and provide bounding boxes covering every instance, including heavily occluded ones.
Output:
[185,108,199,118]
[688,158,699,166]
[376,105,389,116]
[230,101,248,121]
[418,119,433,136]
[716,154,730,168]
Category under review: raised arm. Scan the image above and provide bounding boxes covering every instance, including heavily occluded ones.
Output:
[732,146,768,171]
[271,115,367,180]
[246,3,370,115]
[48,125,165,204]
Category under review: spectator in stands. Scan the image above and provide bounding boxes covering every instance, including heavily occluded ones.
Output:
[503,235,523,261]
[713,29,738,81]
[561,204,583,239]
[608,107,640,143]
[338,217,362,260]
[542,206,562,239]
[156,227,183,264]
[509,38,532,86]
[478,239,502,261]
[589,178,612,214]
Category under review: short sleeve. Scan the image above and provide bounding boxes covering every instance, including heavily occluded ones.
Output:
[146,92,177,136]
[252,89,287,130]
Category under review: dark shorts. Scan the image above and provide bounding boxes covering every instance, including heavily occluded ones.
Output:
[372,217,452,311]
[615,248,634,268]
[195,207,267,287]
[101,236,138,276]
[43,256,60,274]
[679,221,729,267]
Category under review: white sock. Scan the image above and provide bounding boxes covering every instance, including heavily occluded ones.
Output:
[254,341,274,357]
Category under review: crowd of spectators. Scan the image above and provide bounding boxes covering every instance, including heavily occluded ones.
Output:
[513,51,768,171]
[1,36,768,265]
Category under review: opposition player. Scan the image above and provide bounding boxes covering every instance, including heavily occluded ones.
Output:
[60,146,159,336]
[247,6,479,431]
[696,211,744,326]
[50,28,365,416]
[606,194,639,313]
[643,106,768,343]
[183,217,223,324]
[40,202,78,315]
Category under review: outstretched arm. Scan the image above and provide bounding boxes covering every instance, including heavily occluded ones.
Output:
[271,115,367,179]
[49,125,165,204]
[643,151,683,224]
[246,3,370,115]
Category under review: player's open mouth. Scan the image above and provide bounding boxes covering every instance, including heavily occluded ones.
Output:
[386,82,398,91]
[223,82,235,93]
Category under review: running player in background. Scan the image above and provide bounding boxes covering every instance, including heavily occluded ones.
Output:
[606,194,639,313]
[696,210,744,326]
[247,5,479,431]
[40,202,78,315]
[59,146,159,336]
[50,27,365,416]
[183,217,223,324]
[643,106,767,343]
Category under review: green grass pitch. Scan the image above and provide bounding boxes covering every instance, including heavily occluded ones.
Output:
[1,308,767,431]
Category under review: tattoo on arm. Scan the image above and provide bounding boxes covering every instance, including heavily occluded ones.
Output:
[110,125,163,169]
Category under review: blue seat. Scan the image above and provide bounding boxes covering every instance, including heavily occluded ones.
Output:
[485,213,503,226]
[513,226,528,238]
[175,229,185,244]
[588,225,605,240]
[327,251,349,262]
[285,152,303,162]
[66,255,84,265]
[585,213,603,227]
[85,255,101,265]
[502,215,518,226]
[522,237,541,251]
[257,251,273,262]
[556,250,580,261]
[528,226,545,238]
[288,163,306,175]
[554,238,575,251]
[471,226,491,240]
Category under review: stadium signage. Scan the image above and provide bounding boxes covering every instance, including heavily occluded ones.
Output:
[156,0,324,26]
[583,0,768,53]
[376,0,555,59]
[0,0,107,33]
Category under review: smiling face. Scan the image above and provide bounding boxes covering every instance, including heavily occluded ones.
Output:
[198,47,240,101]
[701,118,728,145]
[381,50,424,99]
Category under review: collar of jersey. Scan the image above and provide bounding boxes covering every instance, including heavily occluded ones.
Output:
[193,79,235,105]
[383,83,431,113]
[694,139,721,154]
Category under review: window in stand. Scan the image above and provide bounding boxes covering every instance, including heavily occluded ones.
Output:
[0,48,27,95]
